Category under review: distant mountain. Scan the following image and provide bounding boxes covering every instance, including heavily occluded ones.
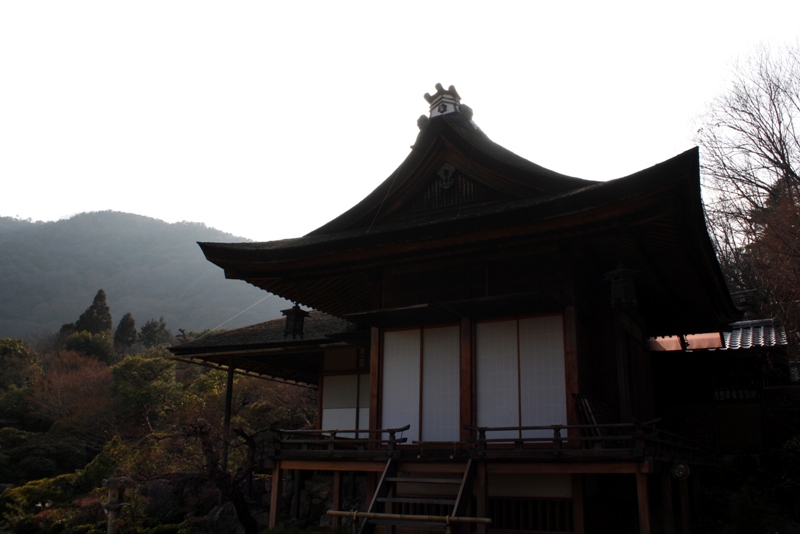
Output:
[0,211,290,340]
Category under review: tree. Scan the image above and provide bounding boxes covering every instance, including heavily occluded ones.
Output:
[110,351,181,435]
[30,350,112,450]
[113,312,137,352]
[63,331,116,364]
[139,317,173,348]
[0,339,37,429]
[696,42,800,332]
[0,339,33,391]
[74,289,113,335]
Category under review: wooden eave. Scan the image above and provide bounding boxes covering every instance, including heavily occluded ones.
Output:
[168,311,360,384]
[201,148,738,335]
[170,341,337,386]
[201,115,739,334]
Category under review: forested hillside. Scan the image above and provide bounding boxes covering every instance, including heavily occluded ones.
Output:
[0,212,288,339]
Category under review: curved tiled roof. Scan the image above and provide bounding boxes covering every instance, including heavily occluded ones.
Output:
[196,89,740,336]
[720,319,788,350]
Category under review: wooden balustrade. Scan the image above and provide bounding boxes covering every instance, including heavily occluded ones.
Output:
[270,422,710,464]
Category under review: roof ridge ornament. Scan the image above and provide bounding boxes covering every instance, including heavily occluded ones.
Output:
[424,83,461,118]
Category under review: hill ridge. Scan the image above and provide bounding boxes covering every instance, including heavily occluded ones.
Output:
[0,211,287,339]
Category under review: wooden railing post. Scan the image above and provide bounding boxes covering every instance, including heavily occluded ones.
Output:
[553,426,563,456]
[634,424,645,457]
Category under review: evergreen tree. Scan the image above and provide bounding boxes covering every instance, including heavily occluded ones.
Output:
[139,317,173,348]
[113,312,137,352]
[63,331,116,364]
[74,289,113,335]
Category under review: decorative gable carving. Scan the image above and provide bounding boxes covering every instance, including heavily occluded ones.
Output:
[401,163,508,218]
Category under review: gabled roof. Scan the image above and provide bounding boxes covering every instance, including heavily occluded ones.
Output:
[199,87,741,336]
[310,106,596,235]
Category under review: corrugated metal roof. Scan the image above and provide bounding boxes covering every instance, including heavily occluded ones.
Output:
[720,319,788,350]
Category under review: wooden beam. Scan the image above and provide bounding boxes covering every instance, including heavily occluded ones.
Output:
[460,317,473,441]
[662,473,675,534]
[291,470,301,519]
[680,478,692,534]
[369,327,381,437]
[636,469,651,534]
[269,461,282,529]
[572,474,585,534]
[476,462,487,534]
[484,461,651,475]
[614,310,632,421]
[563,300,580,433]
[278,459,388,472]
[331,471,342,530]
[397,462,473,474]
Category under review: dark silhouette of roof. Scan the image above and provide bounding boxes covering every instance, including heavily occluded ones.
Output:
[197,87,740,337]
[169,311,356,386]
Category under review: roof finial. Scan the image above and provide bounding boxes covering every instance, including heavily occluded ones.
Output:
[423,84,461,118]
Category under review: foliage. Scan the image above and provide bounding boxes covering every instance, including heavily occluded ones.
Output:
[0,339,34,390]
[30,351,112,448]
[0,339,38,429]
[0,427,87,484]
[74,290,113,336]
[62,332,116,364]
[0,439,122,531]
[696,42,800,334]
[110,352,182,435]
[694,435,800,533]
[113,312,137,353]
[139,317,173,349]
[0,308,317,532]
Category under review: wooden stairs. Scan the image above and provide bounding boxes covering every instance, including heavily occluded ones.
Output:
[348,458,488,534]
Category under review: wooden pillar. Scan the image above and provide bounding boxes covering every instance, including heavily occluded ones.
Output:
[221,358,235,470]
[369,327,381,436]
[572,475,585,534]
[614,311,632,422]
[475,462,488,534]
[331,471,342,530]
[636,469,651,534]
[291,470,301,519]
[365,473,376,511]
[460,317,473,441]
[661,473,675,534]
[269,461,282,529]
[563,303,580,434]
[679,478,692,534]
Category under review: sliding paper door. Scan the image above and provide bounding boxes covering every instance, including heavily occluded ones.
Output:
[476,315,566,438]
[382,329,421,442]
[382,326,460,442]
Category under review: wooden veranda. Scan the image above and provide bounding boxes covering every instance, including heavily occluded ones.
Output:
[267,422,704,534]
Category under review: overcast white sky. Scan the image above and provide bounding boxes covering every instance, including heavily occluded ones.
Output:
[2,2,799,242]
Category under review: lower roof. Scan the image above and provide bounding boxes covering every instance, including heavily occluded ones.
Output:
[168,311,357,386]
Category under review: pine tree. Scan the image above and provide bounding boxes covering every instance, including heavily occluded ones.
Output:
[139,317,173,348]
[74,289,113,335]
[114,312,138,352]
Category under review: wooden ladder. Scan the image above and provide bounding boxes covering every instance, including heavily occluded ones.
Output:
[356,459,479,534]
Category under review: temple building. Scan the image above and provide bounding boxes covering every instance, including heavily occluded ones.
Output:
[170,85,781,533]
